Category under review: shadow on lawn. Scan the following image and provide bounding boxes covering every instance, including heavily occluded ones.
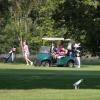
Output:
[0,69,100,89]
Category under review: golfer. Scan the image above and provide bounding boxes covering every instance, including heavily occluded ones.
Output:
[23,41,33,65]
[74,43,81,68]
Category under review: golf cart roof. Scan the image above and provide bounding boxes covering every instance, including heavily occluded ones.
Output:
[42,37,64,41]
[64,39,71,41]
[42,37,71,41]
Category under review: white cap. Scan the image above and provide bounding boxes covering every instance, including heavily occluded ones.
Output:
[74,43,80,48]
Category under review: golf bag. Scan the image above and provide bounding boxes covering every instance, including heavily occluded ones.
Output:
[3,51,12,63]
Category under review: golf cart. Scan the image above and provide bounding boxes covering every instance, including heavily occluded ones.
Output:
[34,37,75,67]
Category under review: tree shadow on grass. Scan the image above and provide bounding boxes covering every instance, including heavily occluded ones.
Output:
[0,69,100,89]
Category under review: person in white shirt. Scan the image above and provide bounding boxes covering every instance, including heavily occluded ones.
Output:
[74,43,81,68]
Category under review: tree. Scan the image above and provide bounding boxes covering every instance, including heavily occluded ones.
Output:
[52,0,100,54]
[0,0,11,53]
[32,0,65,43]
[3,0,44,54]
[0,0,100,55]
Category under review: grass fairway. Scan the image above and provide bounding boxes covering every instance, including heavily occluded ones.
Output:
[0,63,100,100]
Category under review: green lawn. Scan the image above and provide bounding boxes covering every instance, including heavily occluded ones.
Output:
[0,63,100,100]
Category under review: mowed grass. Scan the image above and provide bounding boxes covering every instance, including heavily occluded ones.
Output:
[0,63,100,100]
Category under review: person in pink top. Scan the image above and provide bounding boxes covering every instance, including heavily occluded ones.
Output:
[23,40,33,65]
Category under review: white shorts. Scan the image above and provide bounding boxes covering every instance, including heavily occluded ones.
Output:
[24,52,30,58]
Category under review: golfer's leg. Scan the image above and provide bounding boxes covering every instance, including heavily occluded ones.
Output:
[25,57,29,65]
[77,57,80,68]
[26,58,31,63]
[24,54,29,65]
[26,56,33,65]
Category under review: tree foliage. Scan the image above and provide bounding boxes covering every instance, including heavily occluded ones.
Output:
[53,0,100,54]
[0,0,100,55]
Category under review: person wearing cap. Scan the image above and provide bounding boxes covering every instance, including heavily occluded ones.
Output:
[74,43,81,68]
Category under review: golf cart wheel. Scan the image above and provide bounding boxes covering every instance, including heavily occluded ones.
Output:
[67,61,74,67]
[34,59,41,66]
[41,61,50,67]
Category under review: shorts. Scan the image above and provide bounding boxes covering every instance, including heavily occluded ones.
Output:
[24,52,30,58]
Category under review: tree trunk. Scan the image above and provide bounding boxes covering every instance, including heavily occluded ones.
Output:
[18,36,24,56]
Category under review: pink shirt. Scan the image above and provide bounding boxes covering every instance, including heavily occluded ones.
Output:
[23,45,29,54]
